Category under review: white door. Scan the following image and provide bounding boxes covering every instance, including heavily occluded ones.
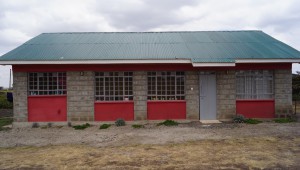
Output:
[199,73,217,120]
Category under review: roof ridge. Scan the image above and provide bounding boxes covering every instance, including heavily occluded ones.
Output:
[42,30,263,34]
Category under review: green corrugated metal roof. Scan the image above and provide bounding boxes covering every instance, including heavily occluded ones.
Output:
[1,31,300,63]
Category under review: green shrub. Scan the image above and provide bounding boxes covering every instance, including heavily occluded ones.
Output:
[157,120,179,126]
[233,114,246,123]
[47,123,52,128]
[99,124,111,129]
[115,118,126,126]
[132,124,144,129]
[0,94,13,109]
[245,118,262,124]
[67,122,72,127]
[73,123,91,130]
[274,118,295,123]
[32,122,39,128]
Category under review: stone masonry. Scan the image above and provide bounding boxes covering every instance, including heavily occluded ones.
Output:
[185,71,200,120]
[67,71,94,121]
[13,72,28,122]
[133,71,147,120]
[216,71,236,120]
[274,69,293,115]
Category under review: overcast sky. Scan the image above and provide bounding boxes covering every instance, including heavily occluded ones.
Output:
[0,0,300,87]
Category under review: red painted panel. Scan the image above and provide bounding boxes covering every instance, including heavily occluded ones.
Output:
[235,63,291,70]
[94,101,134,121]
[28,96,67,122]
[236,100,275,118]
[147,101,186,120]
[13,64,195,72]
[12,63,291,72]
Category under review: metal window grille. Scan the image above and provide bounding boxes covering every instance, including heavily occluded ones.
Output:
[236,70,274,99]
[28,72,66,95]
[95,72,133,101]
[147,71,185,100]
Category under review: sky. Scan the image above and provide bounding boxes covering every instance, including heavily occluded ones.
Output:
[0,0,300,87]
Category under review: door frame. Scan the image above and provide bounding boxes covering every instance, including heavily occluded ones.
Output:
[199,72,217,120]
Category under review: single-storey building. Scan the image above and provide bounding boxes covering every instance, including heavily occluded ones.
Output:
[0,31,300,123]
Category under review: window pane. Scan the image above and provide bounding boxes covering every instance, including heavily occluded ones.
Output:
[147,71,185,100]
[28,72,66,96]
[236,70,273,99]
[95,72,133,101]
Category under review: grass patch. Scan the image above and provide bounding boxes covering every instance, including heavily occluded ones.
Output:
[157,120,179,126]
[0,117,13,127]
[73,123,91,130]
[0,117,13,131]
[99,124,111,129]
[274,118,295,123]
[132,124,144,129]
[245,119,262,124]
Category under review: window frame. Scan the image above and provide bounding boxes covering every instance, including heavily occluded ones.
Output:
[28,72,67,96]
[147,71,185,100]
[94,71,133,101]
[236,70,274,100]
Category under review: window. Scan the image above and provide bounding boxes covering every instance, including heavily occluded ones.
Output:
[236,70,274,99]
[28,72,66,95]
[147,71,185,100]
[95,72,133,101]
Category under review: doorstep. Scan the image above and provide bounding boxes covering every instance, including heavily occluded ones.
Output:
[200,120,222,124]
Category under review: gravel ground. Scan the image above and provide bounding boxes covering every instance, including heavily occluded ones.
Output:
[0,122,299,148]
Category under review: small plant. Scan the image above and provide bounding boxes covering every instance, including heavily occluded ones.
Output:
[157,120,179,126]
[233,114,246,123]
[245,118,262,124]
[32,122,39,128]
[132,124,144,129]
[40,125,48,129]
[56,125,63,129]
[115,118,126,127]
[47,122,52,128]
[274,118,295,123]
[73,123,91,130]
[99,124,111,129]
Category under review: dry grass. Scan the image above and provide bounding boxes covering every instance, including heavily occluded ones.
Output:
[0,136,299,169]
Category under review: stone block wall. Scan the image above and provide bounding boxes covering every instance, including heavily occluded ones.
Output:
[185,71,199,120]
[13,72,28,122]
[274,69,293,115]
[216,71,236,120]
[67,71,94,121]
[133,71,147,120]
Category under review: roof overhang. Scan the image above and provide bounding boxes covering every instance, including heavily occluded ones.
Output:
[235,59,300,63]
[192,63,235,67]
[1,58,300,66]
[0,59,191,65]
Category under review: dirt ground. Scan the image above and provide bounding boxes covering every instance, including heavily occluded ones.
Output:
[0,122,299,169]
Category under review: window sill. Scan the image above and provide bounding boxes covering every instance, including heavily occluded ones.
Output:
[147,100,186,103]
[28,95,67,98]
[95,101,134,104]
[236,99,274,102]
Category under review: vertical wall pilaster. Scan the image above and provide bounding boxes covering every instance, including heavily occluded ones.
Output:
[133,71,147,120]
[185,71,199,120]
[67,71,94,121]
[216,71,236,120]
[13,72,28,122]
[274,69,292,115]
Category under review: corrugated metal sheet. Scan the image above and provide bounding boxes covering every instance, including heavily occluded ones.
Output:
[0,31,300,63]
